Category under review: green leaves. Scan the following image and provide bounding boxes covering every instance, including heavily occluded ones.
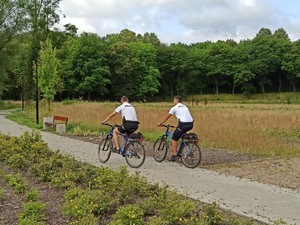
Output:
[108,40,161,100]
[60,32,111,100]
[38,38,59,110]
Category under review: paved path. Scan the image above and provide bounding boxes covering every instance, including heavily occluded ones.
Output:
[0,111,299,225]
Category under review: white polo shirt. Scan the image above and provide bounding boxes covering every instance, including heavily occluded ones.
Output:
[115,102,138,121]
[169,103,193,123]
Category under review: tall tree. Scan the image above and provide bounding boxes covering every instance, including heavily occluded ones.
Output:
[249,30,279,93]
[108,40,160,100]
[282,40,300,92]
[273,28,292,92]
[62,32,111,100]
[205,41,230,94]
[38,38,59,110]
[0,0,25,53]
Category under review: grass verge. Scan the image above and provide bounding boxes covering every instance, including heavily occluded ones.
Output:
[0,101,20,110]
[6,101,300,157]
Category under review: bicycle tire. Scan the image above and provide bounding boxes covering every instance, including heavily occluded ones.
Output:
[153,138,168,162]
[98,137,112,163]
[180,141,201,168]
[124,141,146,168]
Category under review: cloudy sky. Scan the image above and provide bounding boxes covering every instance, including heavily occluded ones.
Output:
[57,0,300,43]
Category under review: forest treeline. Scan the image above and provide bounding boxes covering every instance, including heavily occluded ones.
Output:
[1,0,300,102]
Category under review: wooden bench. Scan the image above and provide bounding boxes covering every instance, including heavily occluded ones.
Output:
[43,116,68,134]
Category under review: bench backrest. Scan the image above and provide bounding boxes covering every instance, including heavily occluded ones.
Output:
[53,116,68,124]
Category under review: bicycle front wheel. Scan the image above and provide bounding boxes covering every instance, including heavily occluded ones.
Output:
[124,141,146,168]
[153,138,168,162]
[98,137,112,163]
[180,141,201,168]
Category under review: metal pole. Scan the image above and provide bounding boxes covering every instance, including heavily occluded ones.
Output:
[35,48,39,124]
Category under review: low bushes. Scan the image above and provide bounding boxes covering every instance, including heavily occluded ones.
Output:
[0,131,260,225]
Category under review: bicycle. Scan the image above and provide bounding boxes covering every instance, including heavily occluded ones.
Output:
[153,124,201,168]
[98,123,146,168]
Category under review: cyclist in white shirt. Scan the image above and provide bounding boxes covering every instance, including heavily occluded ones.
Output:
[102,96,139,154]
[158,96,194,162]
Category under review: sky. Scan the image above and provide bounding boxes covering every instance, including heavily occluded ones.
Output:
[56,0,300,44]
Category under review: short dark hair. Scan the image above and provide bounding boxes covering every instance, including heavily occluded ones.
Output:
[121,96,129,102]
[174,96,182,103]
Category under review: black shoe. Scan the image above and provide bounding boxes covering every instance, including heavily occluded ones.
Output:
[112,148,119,153]
[169,155,178,162]
[121,150,126,157]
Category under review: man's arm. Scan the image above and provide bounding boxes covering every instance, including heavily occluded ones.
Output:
[158,114,172,126]
[102,111,118,124]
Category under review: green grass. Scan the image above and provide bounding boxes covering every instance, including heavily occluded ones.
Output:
[5,110,43,129]
[187,92,300,104]
[0,101,20,110]
[5,107,162,142]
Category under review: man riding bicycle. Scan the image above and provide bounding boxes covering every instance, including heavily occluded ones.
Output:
[102,96,139,154]
[158,96,194,162]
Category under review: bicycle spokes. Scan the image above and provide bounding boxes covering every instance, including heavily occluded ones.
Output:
[125,142,145,168]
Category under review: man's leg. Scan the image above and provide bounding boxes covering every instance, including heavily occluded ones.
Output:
[113,128,121,150]
[171,140,178,156]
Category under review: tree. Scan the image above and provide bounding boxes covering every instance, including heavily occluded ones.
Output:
[129,42,161,99]
[108,39,160,100]
[282,40,300,92]
[157,43,190,97]
[230,40,255,94]
[273,28,292,92]
[205,41,231,94]
[0,0,25,53]
[62,33,111,100]
[19,0,63,100]
[185,43,210,96]
[38,38,59,110]
[64,23,78,37]
[0,0,26,99]
[249,30,279,93]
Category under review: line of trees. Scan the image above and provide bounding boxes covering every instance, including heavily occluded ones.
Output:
[1,1,300,102]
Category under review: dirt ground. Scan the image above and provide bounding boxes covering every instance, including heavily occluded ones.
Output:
[0,162,68,225]
[65,134,300,191]
[207,157,300,191]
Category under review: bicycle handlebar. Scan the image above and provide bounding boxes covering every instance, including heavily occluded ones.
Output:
[101,122,118,128]
[158,124,176,128]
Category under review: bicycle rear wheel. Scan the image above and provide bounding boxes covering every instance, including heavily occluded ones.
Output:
[124,141,145,168]
[153,138,168,162]
[98,137,112,163]
[180,141,201,168]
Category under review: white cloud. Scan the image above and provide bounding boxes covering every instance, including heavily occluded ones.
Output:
[56,0,300,43]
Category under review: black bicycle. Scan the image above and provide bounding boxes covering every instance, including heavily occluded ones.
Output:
[153,124,201,168]
[98,123,146,168]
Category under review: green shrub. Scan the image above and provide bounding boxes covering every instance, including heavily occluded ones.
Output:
[70,214,99,225]
[63,187,118,220]
[139,186,197,224]
[0,132,259,225]
[146,216,169,225]
[6,173,28,194]
[110,205,144,225]
[200,203,223,225]
[25,189,40,202]
[18,201,46,225]
[7,154,29,170]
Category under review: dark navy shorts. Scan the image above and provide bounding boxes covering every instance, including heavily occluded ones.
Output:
[118,121,139,134]
[172,122,194,141]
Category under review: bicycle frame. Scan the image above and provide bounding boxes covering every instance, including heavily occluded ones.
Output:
[159,125,186,154]
[104,124,130,154]
[162,126,173,140]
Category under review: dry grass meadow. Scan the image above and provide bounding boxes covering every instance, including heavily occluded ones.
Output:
[44,101,300,157]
